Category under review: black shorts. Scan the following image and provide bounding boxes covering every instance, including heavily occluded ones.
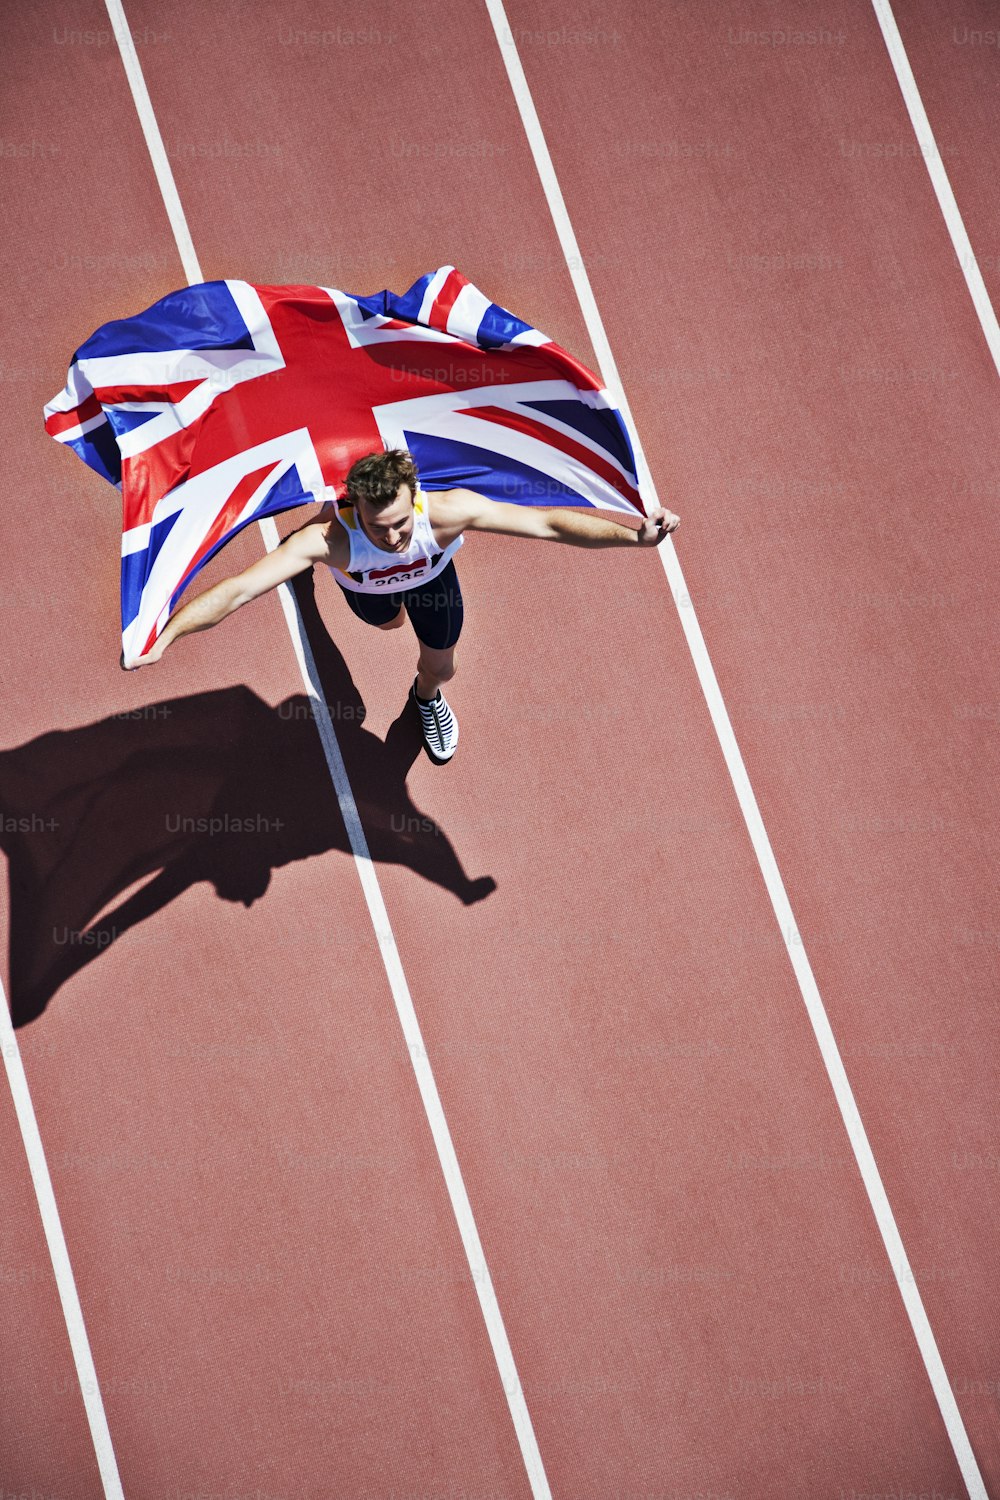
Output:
[337,560,463,650]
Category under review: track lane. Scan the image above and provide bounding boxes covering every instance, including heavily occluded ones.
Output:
[1,2,539,1492]
[501,0,999,1485]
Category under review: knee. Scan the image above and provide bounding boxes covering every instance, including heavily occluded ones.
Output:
[424,651,456,683]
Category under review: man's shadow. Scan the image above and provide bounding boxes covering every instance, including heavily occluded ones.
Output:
[0,569,495,1027]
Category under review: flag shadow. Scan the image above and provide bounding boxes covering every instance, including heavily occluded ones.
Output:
[0,568,495,1027]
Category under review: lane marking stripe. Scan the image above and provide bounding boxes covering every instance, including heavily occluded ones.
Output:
[104,0,203,284]
[264,537,551,1495]
[872,0,1000,377]
[0,991,125,1498]
[483,2,988,1497]
[102,1,552,1494]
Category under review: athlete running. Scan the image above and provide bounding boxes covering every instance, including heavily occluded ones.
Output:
[124,449,680,764]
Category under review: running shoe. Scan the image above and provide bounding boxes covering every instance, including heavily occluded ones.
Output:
[410,677,459,763]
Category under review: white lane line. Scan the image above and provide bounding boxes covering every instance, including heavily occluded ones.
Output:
[104,3,552,1494]
[104,0,202,284]
[264,527,551,1496]
[484,3,988,1498]
[0,986,125,1498]
[872,0,1000,378]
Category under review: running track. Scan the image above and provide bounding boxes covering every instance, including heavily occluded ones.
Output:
[1,1,998,1495]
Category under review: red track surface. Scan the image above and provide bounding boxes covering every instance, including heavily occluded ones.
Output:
[1,1,997,1496]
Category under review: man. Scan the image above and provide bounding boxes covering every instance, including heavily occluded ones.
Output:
[125,449,680,764]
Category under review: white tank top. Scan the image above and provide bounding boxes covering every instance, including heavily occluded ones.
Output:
[327,485,463,594]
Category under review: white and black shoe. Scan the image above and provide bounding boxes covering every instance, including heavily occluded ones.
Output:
[410,677,459,764]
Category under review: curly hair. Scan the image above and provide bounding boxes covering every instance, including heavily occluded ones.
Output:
[344,449,419,511]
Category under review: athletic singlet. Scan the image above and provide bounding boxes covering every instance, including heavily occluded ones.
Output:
[327,485,463,595]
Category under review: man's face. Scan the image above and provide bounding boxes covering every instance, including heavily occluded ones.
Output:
[358,483,415,552]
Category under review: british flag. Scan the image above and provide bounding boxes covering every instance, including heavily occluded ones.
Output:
[44,266,645,666]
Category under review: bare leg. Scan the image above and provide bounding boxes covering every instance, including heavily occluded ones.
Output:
[416,642,457,702]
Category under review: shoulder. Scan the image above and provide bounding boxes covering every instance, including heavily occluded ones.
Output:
[318,509,350,567]
[426,486,491,541]
[283,511,348,568]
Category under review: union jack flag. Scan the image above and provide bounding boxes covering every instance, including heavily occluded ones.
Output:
[44,267,644,666]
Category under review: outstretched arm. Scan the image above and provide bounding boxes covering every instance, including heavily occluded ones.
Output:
[436,488,679,548]
[123,521,332,669]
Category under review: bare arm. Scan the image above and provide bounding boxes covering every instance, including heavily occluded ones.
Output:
[435,488,679,548]
[123,521,332,668]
